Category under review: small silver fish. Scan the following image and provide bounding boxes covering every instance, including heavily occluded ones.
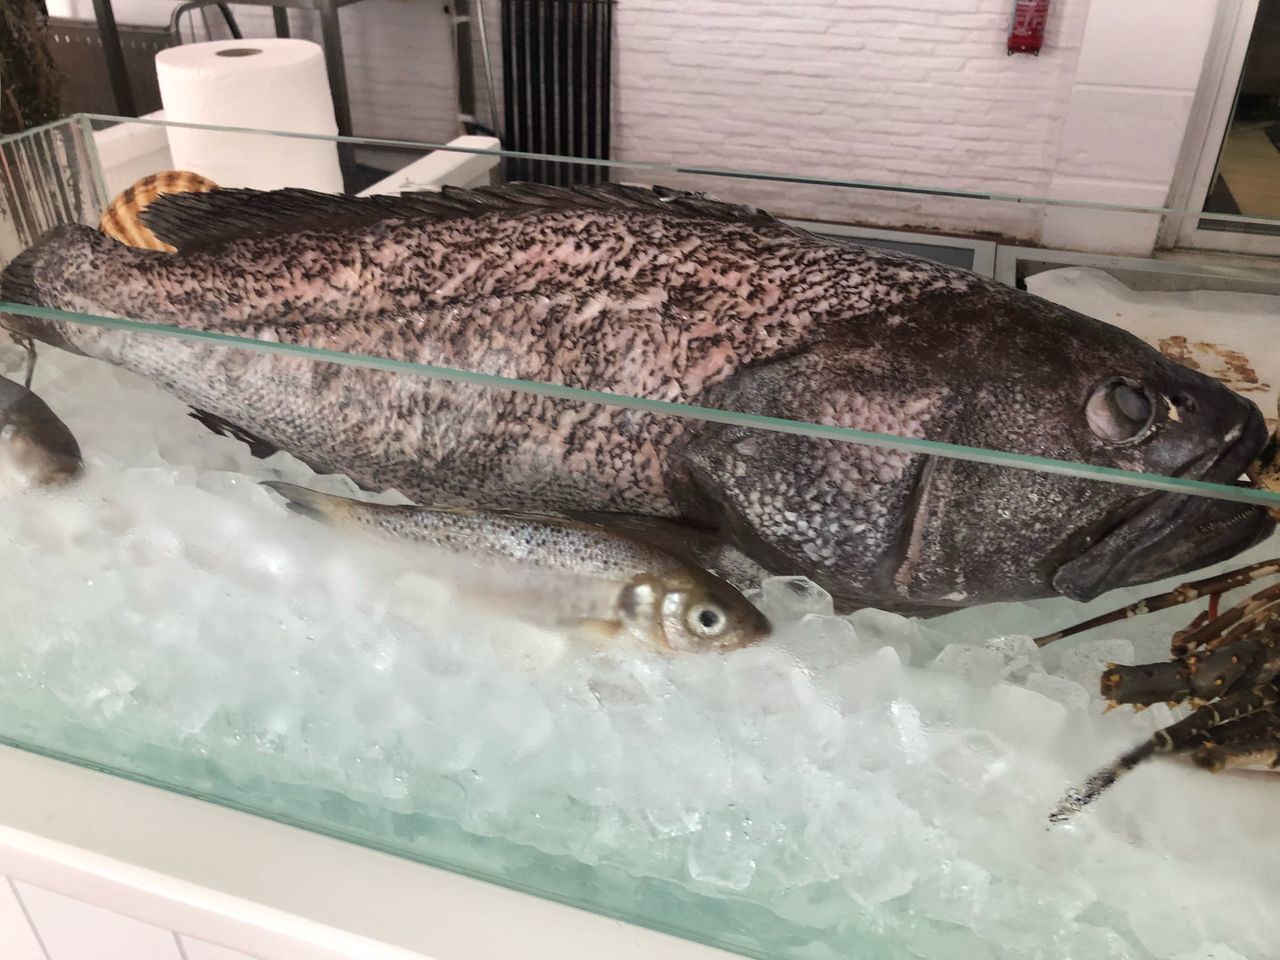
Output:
[0,374,81,489]
[263,481,770,653]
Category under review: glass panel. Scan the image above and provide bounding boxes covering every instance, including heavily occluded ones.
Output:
[0,117,104,262]
[1202,0,1280,234]
[74,111,1280,239]
[3,116,1280,959]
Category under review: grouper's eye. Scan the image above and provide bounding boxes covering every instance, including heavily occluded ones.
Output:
[1087,377,1155,444]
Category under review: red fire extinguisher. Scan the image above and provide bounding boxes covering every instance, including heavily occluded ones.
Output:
[1007,0,1050,55]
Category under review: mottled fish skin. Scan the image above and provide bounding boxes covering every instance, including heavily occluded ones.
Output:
[1,185,1271,613]
[2,199,972,521]
[0,374,82,489]
[262,480,770,652]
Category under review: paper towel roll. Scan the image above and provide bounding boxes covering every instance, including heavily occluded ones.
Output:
[156,39,344,193]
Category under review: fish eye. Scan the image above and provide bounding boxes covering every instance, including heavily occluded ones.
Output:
[1086,378,1155,445]
[688,605,727,636]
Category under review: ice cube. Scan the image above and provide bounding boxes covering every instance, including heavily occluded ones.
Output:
[888,699,929,763]
[584,652,671,708]
[912,858,991,928]
[762,576,834,620]
[980,684,1068,751]
[1046,637,1135,693]
[826,643,905,711]
[982,634,1044,684]
[927,643,1003,688]
[930,729,1010,791]
[686,822,756,891]
[1171,946,1248,960]
[1024,673,1093,716]
[775,613,858,672]
[386,571,456,627]
[845,607,946,666]
[1126,893,1209,959]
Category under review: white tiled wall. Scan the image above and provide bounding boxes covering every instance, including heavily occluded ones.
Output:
[0,876,256,960]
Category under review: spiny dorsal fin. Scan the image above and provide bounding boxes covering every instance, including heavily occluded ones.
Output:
[140,182,816,253]
[101,170,219,252]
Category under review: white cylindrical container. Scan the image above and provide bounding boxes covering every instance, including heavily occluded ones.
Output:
[155,39,344,193]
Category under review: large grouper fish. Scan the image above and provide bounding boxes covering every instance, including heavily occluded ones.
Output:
[0,183,1271,614]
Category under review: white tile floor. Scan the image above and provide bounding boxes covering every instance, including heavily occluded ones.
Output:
[0,876,255,960]
[0,879,46,960]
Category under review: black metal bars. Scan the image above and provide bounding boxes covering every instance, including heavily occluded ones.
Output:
[501,0,614,186]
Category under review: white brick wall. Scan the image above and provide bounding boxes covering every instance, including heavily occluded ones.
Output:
[57,0,1229,249]
[459,0,1101,239]
[606,0,1093,238]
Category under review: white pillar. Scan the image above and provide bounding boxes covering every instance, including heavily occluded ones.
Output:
[1041,0,1221,255]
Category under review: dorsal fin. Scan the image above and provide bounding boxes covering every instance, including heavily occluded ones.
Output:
[139,182,816,252]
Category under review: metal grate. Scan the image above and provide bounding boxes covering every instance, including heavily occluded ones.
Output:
[501,0,614,186]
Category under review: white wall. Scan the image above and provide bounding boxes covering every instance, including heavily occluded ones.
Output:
[55,0,1231,251]
[1041,0,1220,253]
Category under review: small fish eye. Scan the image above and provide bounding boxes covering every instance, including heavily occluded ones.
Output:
[1086,377,1155,445]
[689,605,726,636]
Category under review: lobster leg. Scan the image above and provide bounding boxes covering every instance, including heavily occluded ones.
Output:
[1101,627,1280,707]
[1033,560,1280,648]
[1050,683,1280,822]
[1170,583,1280,657]
[1192,738,1280,772]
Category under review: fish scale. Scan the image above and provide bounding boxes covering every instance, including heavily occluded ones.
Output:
[0,183,1271,614]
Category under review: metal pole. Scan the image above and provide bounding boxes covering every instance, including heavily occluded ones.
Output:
[453,0,478,136]
[316,0,354,138]
[474,0,501,137]
[90,0,137,116]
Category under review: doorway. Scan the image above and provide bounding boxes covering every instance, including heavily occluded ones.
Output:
[1166,0,1280,253]
[1202,0,1280,231]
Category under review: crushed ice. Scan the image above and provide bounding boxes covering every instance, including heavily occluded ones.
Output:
[2,340,1280,959]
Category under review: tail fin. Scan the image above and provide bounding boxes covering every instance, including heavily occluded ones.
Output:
[1,224,103,306]
[262,480,360,526]
[2,225,129,350]
[1,241,45,307]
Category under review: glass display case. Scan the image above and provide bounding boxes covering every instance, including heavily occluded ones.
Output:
[2,114,1280,960]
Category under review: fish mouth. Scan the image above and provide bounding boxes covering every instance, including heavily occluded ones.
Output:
[1051,410,1275,602]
